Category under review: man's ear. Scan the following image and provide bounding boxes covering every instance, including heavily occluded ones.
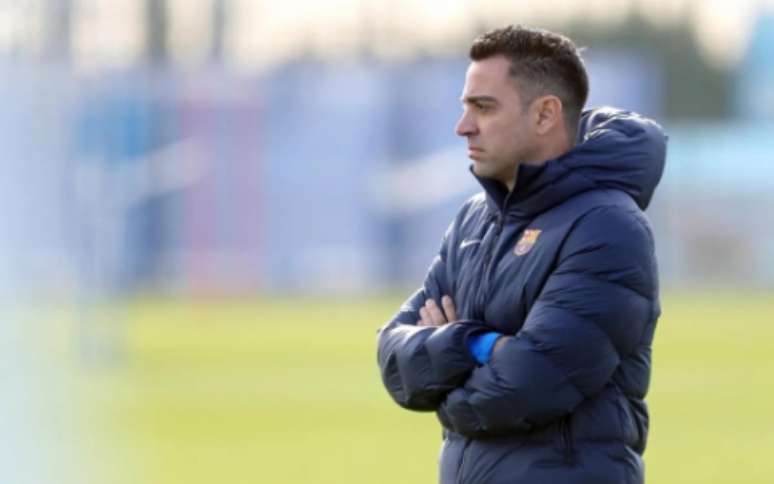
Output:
[533,95,563,136]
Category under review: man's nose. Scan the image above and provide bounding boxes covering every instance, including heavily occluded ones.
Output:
[455,112,477,137]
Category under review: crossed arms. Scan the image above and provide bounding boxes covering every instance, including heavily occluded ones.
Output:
[376,205,656,438]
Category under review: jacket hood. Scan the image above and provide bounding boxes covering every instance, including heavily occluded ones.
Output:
[475,107,667,218]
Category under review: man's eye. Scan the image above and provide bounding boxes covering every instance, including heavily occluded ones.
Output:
[476,104,491,112]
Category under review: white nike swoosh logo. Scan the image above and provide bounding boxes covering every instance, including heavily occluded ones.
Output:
[460,239,482,249]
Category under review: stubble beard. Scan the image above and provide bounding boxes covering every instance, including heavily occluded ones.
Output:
[472,158,519,190]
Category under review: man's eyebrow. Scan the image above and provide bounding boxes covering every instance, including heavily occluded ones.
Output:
[461,95,498,104]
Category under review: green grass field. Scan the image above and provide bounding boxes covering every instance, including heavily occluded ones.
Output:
[46,290,774,483]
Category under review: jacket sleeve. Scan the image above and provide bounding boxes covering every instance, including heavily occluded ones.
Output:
[437,205,658,436]
[377,203,486,411]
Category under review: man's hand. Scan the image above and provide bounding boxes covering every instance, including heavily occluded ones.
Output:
[417,295,457,327]
[493,335,508,353]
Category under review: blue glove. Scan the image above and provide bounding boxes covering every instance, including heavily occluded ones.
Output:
[467,331,501,365]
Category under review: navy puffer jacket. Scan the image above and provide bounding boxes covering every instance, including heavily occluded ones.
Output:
[377,108,667,484]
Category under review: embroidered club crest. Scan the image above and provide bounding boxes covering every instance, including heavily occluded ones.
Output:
[514,229,542,256]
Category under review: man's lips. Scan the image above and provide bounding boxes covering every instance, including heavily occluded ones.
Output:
[467,147,484,161]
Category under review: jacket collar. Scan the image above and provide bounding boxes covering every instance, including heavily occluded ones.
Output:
[472,107,667,219]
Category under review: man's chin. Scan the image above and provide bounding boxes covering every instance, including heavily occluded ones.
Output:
[471,163,513,187]
[471,161,492,178]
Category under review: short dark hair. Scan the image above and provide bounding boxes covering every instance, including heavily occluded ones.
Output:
[470,25,588,133]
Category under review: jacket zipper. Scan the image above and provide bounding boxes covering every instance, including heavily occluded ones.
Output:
[476,214,504,310]
[473,189,512,319]
[471,214,497,319]
[461,193,513,482]
[559,417,576,466]
[456,438,473,484]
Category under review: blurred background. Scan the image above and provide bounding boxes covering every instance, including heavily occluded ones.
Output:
[2,1,773,483]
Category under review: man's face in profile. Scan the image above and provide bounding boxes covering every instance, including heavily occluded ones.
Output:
[455,55,539,188]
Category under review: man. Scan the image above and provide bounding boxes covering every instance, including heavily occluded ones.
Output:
[377,26,666,484]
